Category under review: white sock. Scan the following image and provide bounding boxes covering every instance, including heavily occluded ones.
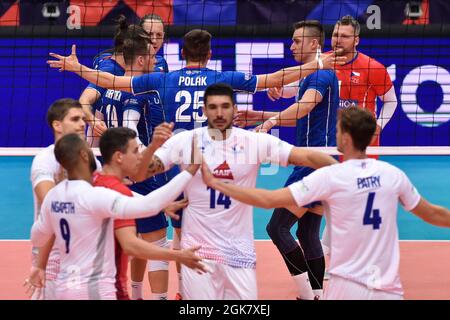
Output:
[313,289,323,300]
[152,292,168,300]
[293,272,315,300]
[130,281,143,300]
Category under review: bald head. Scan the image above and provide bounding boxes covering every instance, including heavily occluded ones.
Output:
[54,133,97,173]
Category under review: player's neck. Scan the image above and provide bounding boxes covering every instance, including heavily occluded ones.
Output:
[112,53,126,70]
[67,168,93,184]
[125,67,143,77]
[185,60,207,68]
[303,54,316,64]
[101,164,124,181]
[345,50,358,62]
[207,127,232,141]
[343,149,367,161]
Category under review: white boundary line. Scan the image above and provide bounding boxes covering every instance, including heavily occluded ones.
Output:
[1,147,450,156]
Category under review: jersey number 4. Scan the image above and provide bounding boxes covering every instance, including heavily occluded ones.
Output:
[363,192,382,230]
[207,187,231,209]
[59,218,71,254]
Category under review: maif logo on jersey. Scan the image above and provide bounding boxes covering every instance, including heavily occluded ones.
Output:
[213,161,234,180]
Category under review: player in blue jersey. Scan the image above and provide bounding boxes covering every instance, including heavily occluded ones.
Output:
[236,21,339,300]
[125,14,185,301]
[78,15,150,146]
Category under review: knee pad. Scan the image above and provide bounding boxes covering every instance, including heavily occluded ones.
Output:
[147,237,170,272]
[266,208,299,254]
[296,212,323,260]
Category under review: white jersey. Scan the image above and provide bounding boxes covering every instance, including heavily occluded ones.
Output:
[155,126,293,268]
[288,158,421,295]
[31,171,193,299]
[33,181,130,299]
[30,145,102,281]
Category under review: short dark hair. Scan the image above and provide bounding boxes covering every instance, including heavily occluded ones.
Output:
[140,13,165,28]
[338,107,376,151]
[122,36,150,65]
[46,98,83,132]
[114,15,149,53]
[99,127,137,164]
[335,15,360,36]
[204,83,235,106]
[182,29,211,63]
[54,133,86,171]
[293,20,325,48]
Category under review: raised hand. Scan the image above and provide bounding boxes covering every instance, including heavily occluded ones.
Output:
[47,44,81,72]
[150,122,174,150]
[267,87,283,101]
[233,110,264,128]
[319,51,347,69]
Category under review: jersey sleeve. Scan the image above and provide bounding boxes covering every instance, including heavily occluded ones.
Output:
[131,73,165,96]
[257,132,294,166]
[397,170,421,211]
[154,131,189,169]
[221,71,258,93]
[30,153,56,188]
[303,70,335,98]
[30,195,55,247]
[288,167,332,207]
[368,59,393,96]
[86,61,117,97]
[123,95,146,114]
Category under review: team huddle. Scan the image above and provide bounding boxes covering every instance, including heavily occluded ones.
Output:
[25,14,450,300]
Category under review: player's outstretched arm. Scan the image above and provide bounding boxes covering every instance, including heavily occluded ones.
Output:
[257,89,323,132]
[256,52,345,90]
[47,44,133,93]
[288,148,338,169]
[115,227,207,274]
[410,198,450,228]
[201,162,295,209]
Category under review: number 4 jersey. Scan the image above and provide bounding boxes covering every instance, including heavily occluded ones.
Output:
[288,158,421,295]
[154,126,294,269]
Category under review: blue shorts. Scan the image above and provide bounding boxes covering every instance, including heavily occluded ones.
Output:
[284,166,321,209]
[132,169,183,233]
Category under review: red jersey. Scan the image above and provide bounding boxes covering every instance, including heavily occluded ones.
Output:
[93,173,136,300]
[334,52,393,147]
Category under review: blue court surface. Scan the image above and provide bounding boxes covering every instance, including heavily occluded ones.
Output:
[1,155,449,240]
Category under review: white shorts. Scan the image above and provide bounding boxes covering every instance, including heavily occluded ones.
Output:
[324,275,403,300]
[181,260,257,300]
[31,280,57,300]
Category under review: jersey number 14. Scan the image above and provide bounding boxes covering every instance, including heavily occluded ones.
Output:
[363,192,382,230]
[207,187,231,209]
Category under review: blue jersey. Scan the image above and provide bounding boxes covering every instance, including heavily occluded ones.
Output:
[295,70,339,147]
[131,67,258,131]
[285,70,339,192]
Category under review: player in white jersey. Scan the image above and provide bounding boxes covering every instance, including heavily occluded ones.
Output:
[200,106,450,300]
[136,83,337,299]
[29,98,102,299]
[28,133,203,300]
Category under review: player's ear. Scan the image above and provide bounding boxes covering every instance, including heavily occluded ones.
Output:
[52,120,62,134]
[354,35,360,47]
[113,150,122,164]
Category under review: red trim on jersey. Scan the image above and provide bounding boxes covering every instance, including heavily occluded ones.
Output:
[93,172,135,300]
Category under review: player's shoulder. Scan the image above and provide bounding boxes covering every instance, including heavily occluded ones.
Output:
[306,69,337,85]
[93,173,132,196]
[356,52,386,69]
[31,145,57,167]
[154,55,168,72]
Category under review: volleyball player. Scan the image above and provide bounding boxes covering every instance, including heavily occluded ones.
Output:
[200,106,450,300]
[136,83,337,299]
